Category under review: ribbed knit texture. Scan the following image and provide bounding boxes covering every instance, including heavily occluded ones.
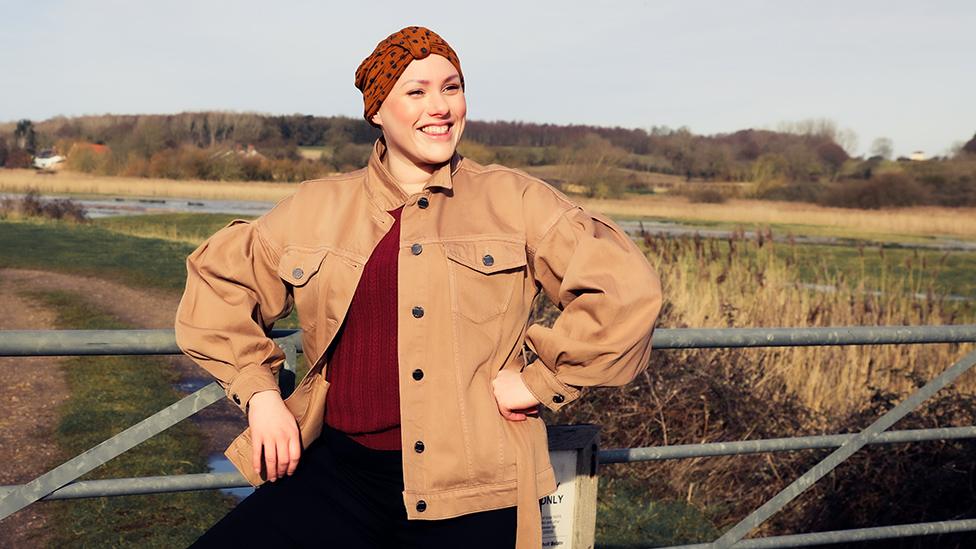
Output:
[324,206,403,450]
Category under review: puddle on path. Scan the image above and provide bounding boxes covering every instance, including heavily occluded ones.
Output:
[207,453,254,500]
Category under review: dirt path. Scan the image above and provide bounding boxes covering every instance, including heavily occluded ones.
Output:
[0,268,246,545]
[0,272,66,547]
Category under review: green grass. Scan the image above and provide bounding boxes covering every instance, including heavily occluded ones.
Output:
[92,213,248,245]
[26,289,234,547]
[595,477,719,548]
[780,241,976,300]
[0,219,196,291]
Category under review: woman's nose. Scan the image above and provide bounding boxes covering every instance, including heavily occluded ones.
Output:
[428,91,450,116]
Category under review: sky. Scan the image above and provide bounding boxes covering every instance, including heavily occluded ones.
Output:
[1,0,973,157]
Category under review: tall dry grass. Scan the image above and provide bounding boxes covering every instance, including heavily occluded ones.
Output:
[0,169,299,202]
[644,230,974,415]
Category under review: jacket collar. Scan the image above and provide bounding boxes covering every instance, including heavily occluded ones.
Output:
[365,136,462,211]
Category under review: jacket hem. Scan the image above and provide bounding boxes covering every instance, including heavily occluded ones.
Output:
[402,465,556,520]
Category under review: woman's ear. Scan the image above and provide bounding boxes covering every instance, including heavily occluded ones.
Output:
[370,113,383,127]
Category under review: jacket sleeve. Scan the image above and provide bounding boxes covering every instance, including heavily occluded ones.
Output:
[174,218,293,414]
[522,199,663,413]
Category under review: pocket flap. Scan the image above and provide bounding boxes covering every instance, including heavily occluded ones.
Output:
[277,249,329,287]
[445,239,527,274]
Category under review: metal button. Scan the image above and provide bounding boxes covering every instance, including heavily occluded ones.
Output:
[411,243,423,255]
[416,500,427,512]
[412,369,424,381]
[417,196,429,209]
[292,267,304,280]
[482,254,494,267]
[232,394,241,405]
[414,441,425,453]
[552,394,565,404]
[411,306,425,318]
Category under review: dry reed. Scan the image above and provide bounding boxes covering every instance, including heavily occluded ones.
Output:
[0,169,299,202]
[537,229,975,536]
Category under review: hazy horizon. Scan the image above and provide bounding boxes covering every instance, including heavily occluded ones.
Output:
[2,0,973,158]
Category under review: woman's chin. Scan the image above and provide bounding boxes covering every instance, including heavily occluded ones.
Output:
[414,144,456,165]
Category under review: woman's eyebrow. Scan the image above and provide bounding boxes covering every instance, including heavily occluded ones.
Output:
[400,74,461,88]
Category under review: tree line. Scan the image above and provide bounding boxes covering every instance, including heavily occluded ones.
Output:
[1,113,974,207]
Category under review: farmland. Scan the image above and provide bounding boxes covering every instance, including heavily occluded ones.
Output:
[1,186,974,546]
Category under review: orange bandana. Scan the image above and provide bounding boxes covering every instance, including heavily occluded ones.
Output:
[355,26,464,128]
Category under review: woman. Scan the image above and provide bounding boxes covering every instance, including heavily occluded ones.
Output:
[175,25,662,548]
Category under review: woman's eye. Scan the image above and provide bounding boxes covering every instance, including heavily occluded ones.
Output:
[444,84,460,93]
[408,90,424,96]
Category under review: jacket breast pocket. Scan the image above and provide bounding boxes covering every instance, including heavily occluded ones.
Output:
[277,248,329,330]
[444,239,527,324]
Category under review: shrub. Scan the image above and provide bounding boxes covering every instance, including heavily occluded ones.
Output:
[4,147,33,169]
[821,173,931,209]
[1,189,87,222]
[755,180,826,203]
[676,186,728,204]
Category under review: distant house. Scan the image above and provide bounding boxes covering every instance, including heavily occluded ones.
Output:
[909,150,927,161]
[212,144,266,161]
[235,144,264,159]
[33,148,65,170]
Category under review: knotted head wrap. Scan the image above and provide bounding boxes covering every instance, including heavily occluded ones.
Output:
[355,26,465,128]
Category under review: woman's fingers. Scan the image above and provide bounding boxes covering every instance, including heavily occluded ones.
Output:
[275,437,289,479]
[246,391,301,482]
[264,439,278,482]
[287,432,302,476]
[251,433,263,477]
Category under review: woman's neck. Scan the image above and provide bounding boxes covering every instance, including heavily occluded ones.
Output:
[382,146,441,196]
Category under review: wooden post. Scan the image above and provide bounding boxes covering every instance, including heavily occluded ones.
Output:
[544,424,600,549]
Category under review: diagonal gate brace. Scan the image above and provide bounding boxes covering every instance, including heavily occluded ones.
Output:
[0,382,224,520]
[705,349,976,548]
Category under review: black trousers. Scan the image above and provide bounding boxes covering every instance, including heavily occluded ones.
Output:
[191,424,517,548]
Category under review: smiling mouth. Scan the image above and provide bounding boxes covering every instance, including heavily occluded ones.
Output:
[418,124,452,136]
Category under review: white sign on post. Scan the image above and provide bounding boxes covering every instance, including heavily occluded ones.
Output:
[541,449,578,548]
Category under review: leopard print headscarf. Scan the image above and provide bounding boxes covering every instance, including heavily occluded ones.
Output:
[355,26,464,128]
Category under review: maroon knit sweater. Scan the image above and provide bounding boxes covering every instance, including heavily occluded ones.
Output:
[323,206,402,450]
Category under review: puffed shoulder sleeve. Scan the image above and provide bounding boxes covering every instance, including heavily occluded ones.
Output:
[174,217,293,413]
[522,188,663,412]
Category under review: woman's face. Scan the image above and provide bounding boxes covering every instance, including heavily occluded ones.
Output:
[371,54,466,170]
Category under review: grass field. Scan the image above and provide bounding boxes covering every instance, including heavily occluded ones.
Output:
[575,194,976,242]
[3,198,975,546]
[0,169,299,202]
[4,169,975,244]
[93,213,245,245]
[28,290,234,547]
[76,213,976,301]
[0,219,196,291]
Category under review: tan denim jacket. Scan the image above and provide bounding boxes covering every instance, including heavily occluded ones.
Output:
[175,137,662,548]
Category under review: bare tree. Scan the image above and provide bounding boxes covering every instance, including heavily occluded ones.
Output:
[870,137,894,160]
[836,128,859,157]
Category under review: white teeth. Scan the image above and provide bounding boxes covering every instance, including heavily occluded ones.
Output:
[420,125,449,135]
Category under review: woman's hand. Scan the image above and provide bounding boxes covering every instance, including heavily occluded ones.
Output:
[247,390,301,482]
[491,369,541,421]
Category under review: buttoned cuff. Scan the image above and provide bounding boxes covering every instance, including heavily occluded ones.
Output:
[227,364,280,414]
[520,359,583,412]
